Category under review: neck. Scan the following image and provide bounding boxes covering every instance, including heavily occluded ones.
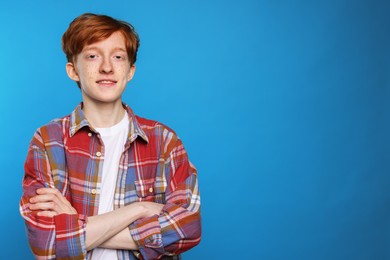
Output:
[82,100,126,128]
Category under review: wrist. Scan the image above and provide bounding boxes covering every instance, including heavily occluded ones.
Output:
[128,202,149,219]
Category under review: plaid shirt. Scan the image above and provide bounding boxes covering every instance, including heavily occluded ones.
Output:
[20,103,201,260]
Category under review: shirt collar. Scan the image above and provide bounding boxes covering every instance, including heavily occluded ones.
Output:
[69,102,149,143]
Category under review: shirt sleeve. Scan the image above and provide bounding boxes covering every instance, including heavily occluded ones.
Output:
[129,132,201,260]
[19,130,87,260]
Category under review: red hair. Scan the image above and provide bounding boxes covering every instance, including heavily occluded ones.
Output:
[62,13,140,65]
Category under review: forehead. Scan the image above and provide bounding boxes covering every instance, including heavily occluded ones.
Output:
[82,31,127,52]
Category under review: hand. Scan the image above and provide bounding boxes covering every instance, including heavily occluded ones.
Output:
[29,188,77,217]
[138,202,164,217]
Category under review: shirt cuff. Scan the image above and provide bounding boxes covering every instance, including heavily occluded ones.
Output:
[54,213,87,258]
[129,214,165,260]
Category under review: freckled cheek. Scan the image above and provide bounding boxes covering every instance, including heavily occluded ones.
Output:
[115,68,125,79]
[83,65,97,80]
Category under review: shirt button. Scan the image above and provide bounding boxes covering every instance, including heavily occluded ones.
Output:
[96,151,102,157]
[88,132,92,137]
[149,187,153,193]
[91,189,97,195]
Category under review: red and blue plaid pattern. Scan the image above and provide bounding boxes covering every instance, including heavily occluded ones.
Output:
[20,103,201,259]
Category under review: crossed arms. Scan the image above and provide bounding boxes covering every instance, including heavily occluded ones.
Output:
[20,125,201,259]
[29,188,164,251]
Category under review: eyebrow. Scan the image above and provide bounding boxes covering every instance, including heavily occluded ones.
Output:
[83,47,127,52]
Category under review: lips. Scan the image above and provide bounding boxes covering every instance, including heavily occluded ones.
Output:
[96,80,117,84]
[96,79,118,88]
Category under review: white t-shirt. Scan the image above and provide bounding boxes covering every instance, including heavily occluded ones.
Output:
[91,112,129,260]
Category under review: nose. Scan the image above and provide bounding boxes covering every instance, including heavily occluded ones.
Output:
[99,57,113,74]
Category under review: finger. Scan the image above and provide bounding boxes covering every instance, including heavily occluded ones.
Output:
[36,188,58,195]
[30,194,52,203]
[36,188,70,205]
[30,196,70,213]
[37,211,58,217]
[31,195,77,215]
[29,202,55,211]
[34,188,77,215]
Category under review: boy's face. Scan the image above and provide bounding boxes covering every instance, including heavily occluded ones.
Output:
[66,31,135,107]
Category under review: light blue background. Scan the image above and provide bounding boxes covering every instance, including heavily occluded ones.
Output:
[1,1,389,259]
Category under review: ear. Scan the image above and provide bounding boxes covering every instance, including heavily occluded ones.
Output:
[127,64,136,82]
[66,62,80,82]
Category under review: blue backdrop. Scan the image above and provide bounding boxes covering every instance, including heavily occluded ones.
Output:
[1,1,389,259]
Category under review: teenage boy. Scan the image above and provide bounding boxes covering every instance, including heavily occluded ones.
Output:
[20,13,201,260]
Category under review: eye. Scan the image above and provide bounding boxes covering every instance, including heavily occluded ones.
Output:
[87,54,97,59]
[114,55,124,60]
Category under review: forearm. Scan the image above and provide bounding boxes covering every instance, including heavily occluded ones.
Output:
[86,203,145,251]
[99,227,136,250]
[86,201,164,251]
